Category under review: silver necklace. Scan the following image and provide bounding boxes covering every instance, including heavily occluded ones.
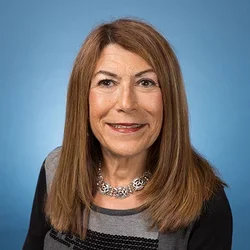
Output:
[97,165,151,199]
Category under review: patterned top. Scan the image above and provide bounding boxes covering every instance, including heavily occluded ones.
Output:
[23,147,232,250]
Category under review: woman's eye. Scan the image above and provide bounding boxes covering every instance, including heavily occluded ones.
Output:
[98,79,115,87]
[139,79,156,87]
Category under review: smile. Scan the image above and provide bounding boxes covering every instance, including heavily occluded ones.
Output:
[107,123,146,133]
[109,124,144,128]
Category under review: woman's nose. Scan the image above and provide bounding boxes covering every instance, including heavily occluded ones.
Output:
[116,84,137,113]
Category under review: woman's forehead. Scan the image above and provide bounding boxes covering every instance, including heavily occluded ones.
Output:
[93,44,156,77]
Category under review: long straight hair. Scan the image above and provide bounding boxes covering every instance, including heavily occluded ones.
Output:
[45,18,226,238]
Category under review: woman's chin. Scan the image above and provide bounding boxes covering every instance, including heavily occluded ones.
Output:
[102,145,147,159]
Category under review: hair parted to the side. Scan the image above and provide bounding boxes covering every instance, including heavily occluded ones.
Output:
[45,18,226,238]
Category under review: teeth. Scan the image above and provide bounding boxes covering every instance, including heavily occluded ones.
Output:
[111,124,142,128]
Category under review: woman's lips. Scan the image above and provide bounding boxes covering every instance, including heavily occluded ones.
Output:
[107,123,146,133]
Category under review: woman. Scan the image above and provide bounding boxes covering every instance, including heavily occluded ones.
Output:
[23,18,232,250]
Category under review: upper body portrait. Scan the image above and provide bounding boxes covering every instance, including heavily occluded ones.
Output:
[23,18,232,250]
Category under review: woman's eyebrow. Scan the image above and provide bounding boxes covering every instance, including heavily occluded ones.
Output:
[93,70,119,79]
[134,69,155,77]
[93,69,155,79]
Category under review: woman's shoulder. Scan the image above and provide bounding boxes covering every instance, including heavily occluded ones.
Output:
[44,146,62,190]
[204,186,231,215]
[44,146,61,166]
[188,187,233,249]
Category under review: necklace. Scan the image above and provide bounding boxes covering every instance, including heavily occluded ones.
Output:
[97,165,151,199]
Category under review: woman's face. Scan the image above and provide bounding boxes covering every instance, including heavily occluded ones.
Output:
[89,44,163,158]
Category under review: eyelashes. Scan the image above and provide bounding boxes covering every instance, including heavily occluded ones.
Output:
[98,79,115,87]
[97,78,159,88]
[138,79,158,87]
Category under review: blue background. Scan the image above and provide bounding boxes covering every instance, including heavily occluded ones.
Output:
[1,0,249,249]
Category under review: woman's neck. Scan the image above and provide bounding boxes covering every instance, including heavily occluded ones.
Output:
[100,149,148,187]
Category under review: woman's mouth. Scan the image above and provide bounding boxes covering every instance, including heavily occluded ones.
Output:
[107,123,146,133]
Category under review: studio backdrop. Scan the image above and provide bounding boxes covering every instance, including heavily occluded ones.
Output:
[0,0,249,249]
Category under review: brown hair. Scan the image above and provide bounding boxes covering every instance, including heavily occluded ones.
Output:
[45,18,226,238]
